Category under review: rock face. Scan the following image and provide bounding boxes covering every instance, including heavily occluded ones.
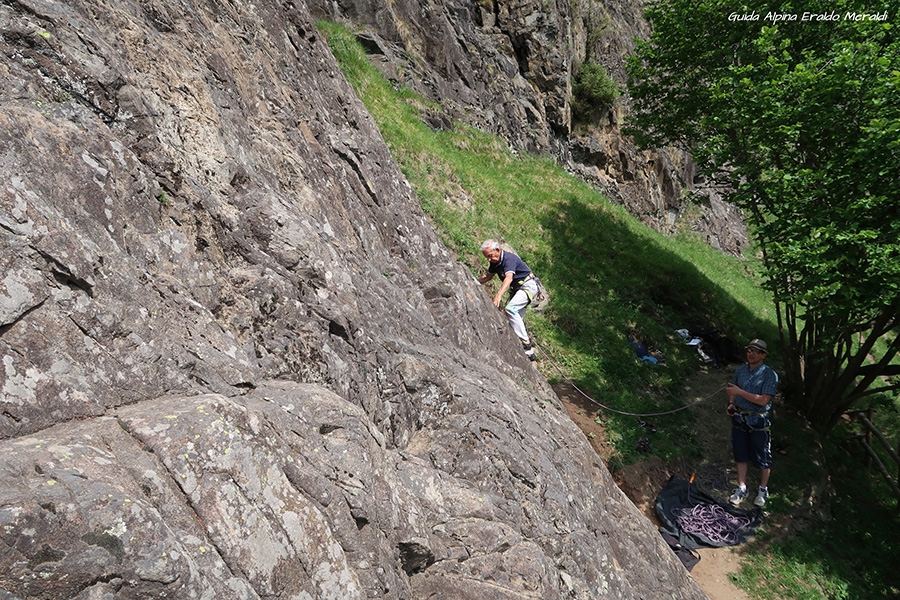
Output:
[309,0,748,254]
[1,0,707,598]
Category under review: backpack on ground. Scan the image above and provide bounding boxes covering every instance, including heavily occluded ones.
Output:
[660,531,701,572]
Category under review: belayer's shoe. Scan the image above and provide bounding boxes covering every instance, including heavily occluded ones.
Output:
[754,487,769,507]
[729,486,748,506]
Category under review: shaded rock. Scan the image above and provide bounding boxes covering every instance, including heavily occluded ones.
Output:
[398,539,435,575]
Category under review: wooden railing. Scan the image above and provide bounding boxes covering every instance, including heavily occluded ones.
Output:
[845,408,900,506]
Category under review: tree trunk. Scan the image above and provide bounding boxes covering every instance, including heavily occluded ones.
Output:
[786,308,900,433]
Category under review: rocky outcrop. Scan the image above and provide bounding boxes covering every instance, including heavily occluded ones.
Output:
[309,0,748,254]
[1,0,707,598]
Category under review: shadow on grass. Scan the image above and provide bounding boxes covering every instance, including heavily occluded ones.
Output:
[736,422,900,600]
[540,196,773,340]
[532,196,778,462]
[537,196,776,381]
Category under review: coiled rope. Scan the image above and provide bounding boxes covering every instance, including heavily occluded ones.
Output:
[533,341,755,543]
[673,503,753,546]
[534,340,726,418]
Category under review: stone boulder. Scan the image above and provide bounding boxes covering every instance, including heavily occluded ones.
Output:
[0,0,708,598]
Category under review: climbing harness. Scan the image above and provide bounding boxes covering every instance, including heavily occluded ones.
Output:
[732,411,771,432]
[533,339,726,418]
[511,274,538,303]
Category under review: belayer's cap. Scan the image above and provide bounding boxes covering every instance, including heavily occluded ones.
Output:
[747,339,768,352]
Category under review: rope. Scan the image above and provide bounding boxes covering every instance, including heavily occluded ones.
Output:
[534,340,726,418]
[532,339,752,545]
[693,463,731,495]
[674,503,752,546]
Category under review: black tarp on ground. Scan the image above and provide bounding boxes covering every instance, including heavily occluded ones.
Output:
[656,476,764,550]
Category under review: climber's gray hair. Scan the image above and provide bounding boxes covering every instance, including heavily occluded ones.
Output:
[480,239,501,253]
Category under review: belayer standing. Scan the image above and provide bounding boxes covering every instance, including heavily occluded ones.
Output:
[726,338,778,508]
[477,239,538,361]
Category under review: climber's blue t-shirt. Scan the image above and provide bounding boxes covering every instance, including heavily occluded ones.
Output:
[487,250,531,283]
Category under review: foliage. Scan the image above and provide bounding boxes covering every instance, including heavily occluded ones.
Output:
[626,0,900,432]
[572,61,619,121]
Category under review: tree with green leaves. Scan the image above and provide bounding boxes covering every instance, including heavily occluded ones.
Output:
[626,0,900,432]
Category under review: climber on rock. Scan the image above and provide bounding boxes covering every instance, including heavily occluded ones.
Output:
[477,239,538,362]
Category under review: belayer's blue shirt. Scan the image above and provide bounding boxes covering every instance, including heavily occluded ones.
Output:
[732,363,778,414]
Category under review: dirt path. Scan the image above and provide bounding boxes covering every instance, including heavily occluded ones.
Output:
[554,367,752,600]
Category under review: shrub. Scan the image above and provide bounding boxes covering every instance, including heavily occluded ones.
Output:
[572,61,619,121]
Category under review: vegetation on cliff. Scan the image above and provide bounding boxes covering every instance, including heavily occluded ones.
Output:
[572,61,620,122]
